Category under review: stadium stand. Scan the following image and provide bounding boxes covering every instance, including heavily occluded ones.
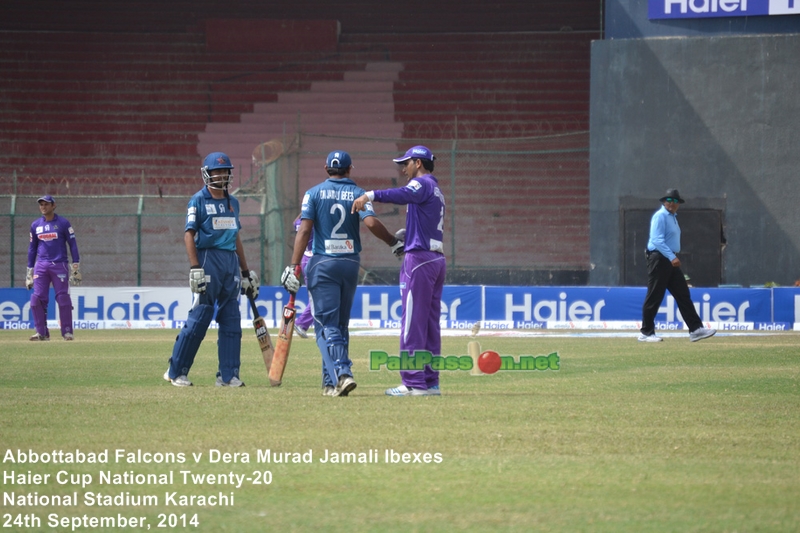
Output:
[0,0,601,284]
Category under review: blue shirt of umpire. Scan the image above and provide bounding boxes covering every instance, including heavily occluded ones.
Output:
[639,189,716,343]
[283,150,399,397]
[164,152,259,387]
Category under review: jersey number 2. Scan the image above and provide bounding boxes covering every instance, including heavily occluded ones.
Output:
[330,203,348,238]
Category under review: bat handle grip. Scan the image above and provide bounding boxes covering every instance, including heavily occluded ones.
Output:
[248,294,260,318]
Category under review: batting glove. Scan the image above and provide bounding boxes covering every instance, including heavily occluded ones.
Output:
[189,266,206,294]
[25,267,34,290]
[241,269,259,299]
[69,263,82,286]
[281,265,300,295]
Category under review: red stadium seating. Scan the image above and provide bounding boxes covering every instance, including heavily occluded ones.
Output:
[0,1,600,276]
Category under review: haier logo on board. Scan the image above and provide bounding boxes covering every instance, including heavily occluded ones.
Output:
[667,0,750,15]
[649,0,780,19]
[504,292,606,322]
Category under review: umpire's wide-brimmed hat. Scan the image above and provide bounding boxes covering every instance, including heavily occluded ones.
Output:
[659,189,685,204]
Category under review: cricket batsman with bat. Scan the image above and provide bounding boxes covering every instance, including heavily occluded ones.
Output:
[352,146,446,396]
[281,150,400,397]
[164,152,259,387]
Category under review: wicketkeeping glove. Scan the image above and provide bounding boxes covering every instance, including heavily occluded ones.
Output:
[241,269,259,299]
[281,265,300,295]
[69,263,82,286]
[25,267,34,290]
[189,266,206,294]
[390,228,405,259]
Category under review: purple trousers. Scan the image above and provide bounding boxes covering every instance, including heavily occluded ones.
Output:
[295,253,314,330]
[31,261,73,337]
[399,251,446,389]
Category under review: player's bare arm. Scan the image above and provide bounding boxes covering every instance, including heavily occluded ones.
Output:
[363,215,397,246]
[235,233,250,272]
[184,230,200,266]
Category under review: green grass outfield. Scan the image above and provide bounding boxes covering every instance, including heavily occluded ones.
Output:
[1,329,799,532]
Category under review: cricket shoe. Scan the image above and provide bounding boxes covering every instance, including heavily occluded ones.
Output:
[163,370,193,387]
[385,385,431,396]
[426,385,442,396]
[294,325,309,339]
[333,376,357,397]
[690,327,716,342]
[63,333,74,341]
[29,333,50,341]
[322,386,336,397]
[216,376,245,387]
[637,333,663,342]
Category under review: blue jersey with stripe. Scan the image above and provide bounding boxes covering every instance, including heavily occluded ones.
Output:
[301,177,375,256]
[185,188,241,251]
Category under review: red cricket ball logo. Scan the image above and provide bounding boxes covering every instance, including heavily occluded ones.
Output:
[477,350,502,374]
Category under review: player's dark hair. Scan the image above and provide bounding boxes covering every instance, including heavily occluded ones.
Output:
[327,167,348,176]
[420,159,434,172]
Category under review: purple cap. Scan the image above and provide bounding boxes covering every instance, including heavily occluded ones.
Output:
[37,195,55,203]
[393,145,435,163]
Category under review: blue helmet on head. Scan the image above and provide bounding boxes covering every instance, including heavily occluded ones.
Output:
[201,152,234,190]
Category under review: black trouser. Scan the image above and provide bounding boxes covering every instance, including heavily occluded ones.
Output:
[640,251,703,335]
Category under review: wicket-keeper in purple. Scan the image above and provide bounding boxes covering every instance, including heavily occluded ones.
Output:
[26,195,81,341]
[352,145,446,396]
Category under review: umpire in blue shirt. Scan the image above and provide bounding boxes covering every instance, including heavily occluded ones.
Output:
[639,189,716,343]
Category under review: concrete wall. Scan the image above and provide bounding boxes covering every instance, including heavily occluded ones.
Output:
[589,33,800,286]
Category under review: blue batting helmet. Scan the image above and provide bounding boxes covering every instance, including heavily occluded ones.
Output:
[201,152,234,190]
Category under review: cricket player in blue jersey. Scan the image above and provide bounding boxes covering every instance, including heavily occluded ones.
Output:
[281,150,401,397]
[27,195,82,341]
[164,152,259,387]
[352,145,446,396]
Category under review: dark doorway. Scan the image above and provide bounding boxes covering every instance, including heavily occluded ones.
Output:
[623,209,723,287]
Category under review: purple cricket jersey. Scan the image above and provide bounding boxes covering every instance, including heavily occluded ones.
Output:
[28,214,80,267]
[373,174,445,253]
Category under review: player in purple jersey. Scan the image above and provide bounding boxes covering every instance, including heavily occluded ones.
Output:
[352,145,446,396]
[292,215,314,339]
[26,195,82,341]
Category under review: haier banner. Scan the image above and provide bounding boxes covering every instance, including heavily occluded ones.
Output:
[648,0,800,20]
[485,286,781,329]
[0,286,798,330]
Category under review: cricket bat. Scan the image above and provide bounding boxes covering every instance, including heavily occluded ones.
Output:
[248,294,274,373]
[269,268,301,387]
